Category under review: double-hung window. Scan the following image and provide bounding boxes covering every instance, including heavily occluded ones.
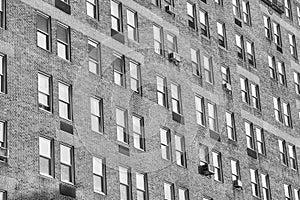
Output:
[191,48,200,76]
[282,102,292,127]
[221,66,231,85]
[171,83,181,114]
[151,0,161,7]
[129,61,141,94]
[164,182,174,200]
[278,139,288,165]
[295,189,300,200]
[277,61,286,85]
[230,160,240,181]
[203,56,213,84]
[297,6,300,26]
[133,115,145,150]
[93,157,106,194]
[294,72,300,94]
[212,151,222,182]
[199,144,209,166]
[38,73,51,111]
[166,33,177,53]
[57,23,70,60]
[116,108,128,144]
[273,22,282,47]
[284,0,292,19]
[288,33,297,57]
[215,0,222,5]
[250,169,260,197]
[0,190,7,200]
[195,95,205,126]
[39,137,54,177]
[256,127,265,155]
[235,34,244,59]
[199,10,209,37]
[0,54,5,94]
[268,56,277,80]
[261,174,271,200]
[60,144,74,184]
[175,135,186,167]
[245,121,255,150]
[240,77,249,104]
[273,97,281,122]
[263,16,271,40]
[136,173,147,200]
[187,2,196,29]
[90,97,103,133]
[178,188,189,200]
[226,112,236,141]
[86,0,98,19]
[156,76,168,107]
[153,25,163,55]
[242,1,251,25]
[113,53,125,87]
[232,0,240,18]
[119,166,131,200]
[250,83,260,109]
[127,9,138,41]
[0,121,6,162]
[208,102,217,132]
[58,82,72,120]
[288,145,297,170]
[160,128,171,160]
[246,41,255,66]
[0,0,5,28]
[111,0,122,32]
[88,39,100,75]
[36,12,51,50]
[284,184,292,200]
[217,22,226,48]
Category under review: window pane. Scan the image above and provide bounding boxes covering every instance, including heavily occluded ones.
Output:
[116,109,125,126]
[60,145,71,165]
[93,157,102,175]
[119,166,128,184]
[39,137,51,157]
[136,173,145,190]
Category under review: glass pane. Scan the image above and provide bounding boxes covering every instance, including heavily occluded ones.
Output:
[114,72,122,85]
[153,25,161,41]
[217,22,223,35]
[87,3,96,18]
[93,175,102,192]
[117,126,125,142]
[199,11,206,24]
[38,93,49,107]
[175,135,182,151]
[160,129,168,144]
[157,76,164,91]
[37,32,47,49]
[130,62,138,78]
[127,10,135,26]
[119,167,128,184]
[91,115,100,132]
[61,164,71,182]
[137,190,145,200]
[60,145,71,165]
[37,15,48,32]
[93,157,103,175]
[40,157,51,175]
[91,98,100,116]
[132,116,141,134]
[133,133,141,149]
[187,2,193,16]
[136,173,144,190]
[179,188,186,200]
[111,0,119,17]
[203,56,209,69]
[89,60,98,74]
[88,40,98,60]
[120,185,128,200]
[171,84,178,99]
[57,42,67,59]
[57,25,68,42]
[59,102,68,119]
[116,109,125,126]
[164,183,171,199]
[0,122,4,143]
[212,152,219,167]
[39,137,51,157]
[38,74,49,94]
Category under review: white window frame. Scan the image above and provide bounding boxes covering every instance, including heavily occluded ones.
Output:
[116,107,128,144]
[132,115,145,151]
[56,22,70,60]
[58,82,72,120]
[60,144,74,184]
[127,9,138,41]
[207,102,217,132]
[160,128,171,160]
[171,83,181,114]
[93,157,106,194]
[212,151,222,182]
[250,169,260,197]
[90,97,103,133]
[175,135,186,167]
[195,95,205,127]
[157,75,168,107]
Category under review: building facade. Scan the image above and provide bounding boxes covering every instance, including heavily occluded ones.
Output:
[0,0,300,199]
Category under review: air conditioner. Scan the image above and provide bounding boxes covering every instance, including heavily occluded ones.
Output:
[223,83,232,91]
[233,179,243,189]
[169,52,181,64]
[0,146,9,159]
[198,163,215,176]
[165,5,175,15]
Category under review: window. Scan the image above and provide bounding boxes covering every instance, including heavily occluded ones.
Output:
[246,41,255,65]
[199,144,209,165]
[119,166,131,200]
[166,33,177,53]
[57,23,70,60]
[277,61,286,85]
[212,151,222,182]
[187,2,196,29]
[111,0,122,32]
[288,145,297,170]
[273,22,282,47]
[151,0,161,7]
[283,102,292,127]
[263,16,271,39]
[129,61,141,94]
[203,56,213,84]
[245,121,255,150]
[0,121,6,149]
[217,22,226,48]
[250,169,260,197]
[256,127,265,155]
[297,6,300,26]
[235,34,244,59]
[156,76,168,107]
[136,173,147,200]
[284,184,292,200]
[164,182,174,200]
[215,0,222,6]
[261,174,271,200]
[208,102,217,132]
[0,191,7,200]
[278,139,288,165]
[88,39,100,75]
[38,73,51,111]
[242,1,251,25]
[58,82,72,120]
[284,0,292,19]
[127,10,138,41]
[171,83,181,114]
[221,66,231,85]
[0,0,6,28]
[240,77,249,104]
[86,0,98,19]
[113,53,125,87]
[160,128,171,160]
[295,188,300,200]
[289,34,297,57]
[178,188,189,200]
[0,54,5,94]
[268,56,277,80]
[191,48,200,76]
[294,72,300,94]
[250,83,260,109]
[165,0,174,6]
[273,97,281,122]
[230,160,240,181]
[133,115,145,150]
[226,112,236,141]
[153,25,163,55]
[195,95,205,126]
[175,135,186,167]
[199,10,209,37]
[60,144,74,184]
[36,12,51,50]
[116,108,128,144]
[90,97,103,133]
[232,0,240,18]
[39,137,54,177]
[93,157,106,194]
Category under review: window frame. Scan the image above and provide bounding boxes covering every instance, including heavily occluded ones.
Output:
[153,24,163,55]
[132,114,145,151]
[127,9,138,42]
[0,0,6,29]
[278,139,288,166]
[175,134,187,167]
[170,83,182,115]
[273,97,282,122]
[242,0,251,25]
[93,156,106,194]
[164,182,175,200]
[0,54,6,94]
[156,75,168,108]
[190,48,201,76]
[235,34,244,59]
[56,22,71,61]
[136,172,148,200]
[199,9,209,38]
[212,151,223,182]
[113,53,126,87]
[86,0,98,19]
[288,144,298,170]
[111,0,123,32]
[207,101,217,132]
[263,16,271,40]
[277,61,286,86]
[217,22,226,48]
[60,143,75,184]
[119,166,132,200]
[230,159,240,181]
[160,127,171,161]
[288,33,297,57]
[58,82,72,121]
[294,71,300,94]
[36,11,51,51]
[245,121,255,150]
[261,174,271,200]
[38,72,52,112]
[203,55,213,84]
[250,169,260,197]
[116,107,128,144]
[255,127,266,155]
[187,2,197,29]
[226,111,236,141]
[129,61,141,94]
[88,38,101,75]
[195,95,206,127]
[39,136,54,177]
[90,96,104,133]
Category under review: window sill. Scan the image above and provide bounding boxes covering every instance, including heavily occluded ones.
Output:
[59,117,73,123]
[39,107,52,114]
[60,180,75,186]
[94,191,106,196]
[57,55,71,63]
[39,173,54,180]
[37,45,51,53]
[91,130,103,135]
